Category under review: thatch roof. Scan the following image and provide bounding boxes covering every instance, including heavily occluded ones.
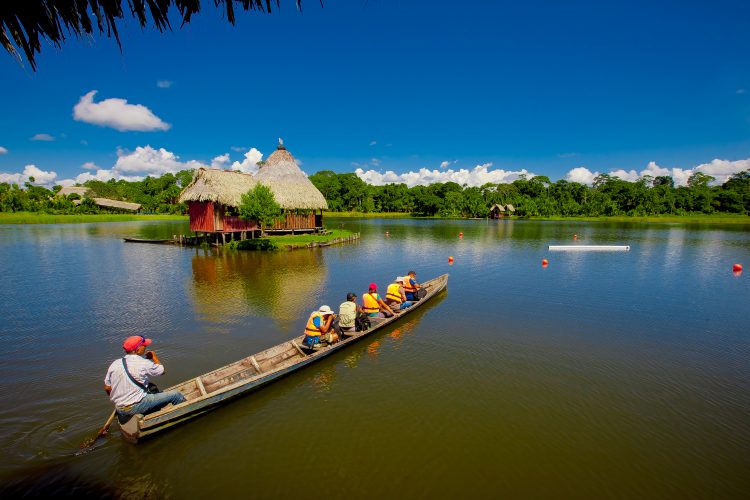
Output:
[178,168,256,206]
[490,203,506,212]
[93,198,141,211]
[255,145,328,210]
[178,144,328,210]
[57,186,90,197]
[506,204,516,212]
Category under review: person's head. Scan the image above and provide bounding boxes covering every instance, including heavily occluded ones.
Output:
[369,282,377,292]
[395,276,404,284]
[318,305,334,317]
[123,335,152,355]
[408,271,416,278]
[346,292,357,302]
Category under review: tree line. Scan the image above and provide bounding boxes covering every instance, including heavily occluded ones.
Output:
[0,170,194,214]
[1,168,748,217]
[308,170,750,217]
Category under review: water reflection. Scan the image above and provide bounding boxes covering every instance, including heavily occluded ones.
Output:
[189,248,327,328]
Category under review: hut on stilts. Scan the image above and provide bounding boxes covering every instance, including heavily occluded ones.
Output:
[178,141,328,245]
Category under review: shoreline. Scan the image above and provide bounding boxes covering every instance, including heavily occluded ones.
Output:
[0,212,188,224]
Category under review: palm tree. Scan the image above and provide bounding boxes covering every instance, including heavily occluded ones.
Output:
[1,0,304,70]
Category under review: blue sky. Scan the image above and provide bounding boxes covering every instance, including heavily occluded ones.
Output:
[1,0,749,187]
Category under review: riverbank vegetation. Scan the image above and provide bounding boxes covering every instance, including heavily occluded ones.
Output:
[2,168,748,221]
[226,229,356,250]
[0,212,187,224]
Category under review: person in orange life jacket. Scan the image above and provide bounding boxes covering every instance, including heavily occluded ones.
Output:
[385,277,413,310]
[104,336,186,423]
[403,271,421,301]
[362,282,395,318]
[303,305,338,348]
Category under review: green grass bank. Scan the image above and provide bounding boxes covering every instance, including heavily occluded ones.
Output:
[528,214,750,224]
[0,212,188,224]
[227,229,359,250]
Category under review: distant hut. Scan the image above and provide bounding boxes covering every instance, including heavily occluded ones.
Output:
[489,203,506,219]
[490,203,516,219]
[178,141,328,241]
[93,198,141,212]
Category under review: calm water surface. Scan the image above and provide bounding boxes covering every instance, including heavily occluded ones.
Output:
[0,218,748,498]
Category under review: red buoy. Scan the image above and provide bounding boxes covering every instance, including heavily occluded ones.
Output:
[733,263,743,273]
[459,232,463,238]
[542,259,549,267]
[573,234,578,240]
[448,256,454,264]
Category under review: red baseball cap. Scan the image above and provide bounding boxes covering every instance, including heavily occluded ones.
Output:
[369,282,377,290]
[123,335,152,352]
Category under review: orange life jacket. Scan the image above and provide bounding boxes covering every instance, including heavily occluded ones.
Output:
[304,312,323,336]
[363,293,380,313]
[386,283,403,303]
[402,276,417,293]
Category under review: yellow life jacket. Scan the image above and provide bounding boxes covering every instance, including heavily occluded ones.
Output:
[304,312,323,336]
[402,276,417,293]
[386,283,403,303]
[363,293,380,313]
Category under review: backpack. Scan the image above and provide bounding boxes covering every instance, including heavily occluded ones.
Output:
[355,312,371,332]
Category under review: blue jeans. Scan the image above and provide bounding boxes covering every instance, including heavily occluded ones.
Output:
[405,292,416,301]
[117,391,186,420]
[303,335,320,347]
[399,301,413,310]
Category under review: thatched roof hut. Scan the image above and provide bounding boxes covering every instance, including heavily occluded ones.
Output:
[178,142,327,235]
[506,204,516,212]
[93,198,141,211]
[178,169,256,206]
[254,144,328,210]
[57,186,90,197]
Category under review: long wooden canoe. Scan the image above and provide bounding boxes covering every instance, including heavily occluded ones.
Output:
[119,274,449,442]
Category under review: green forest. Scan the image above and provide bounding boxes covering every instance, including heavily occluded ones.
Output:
[1,168,748,217]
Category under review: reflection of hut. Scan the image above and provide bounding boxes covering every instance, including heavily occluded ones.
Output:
[190,249,326,330]
[490,203,515,219]
[178,142,328,241]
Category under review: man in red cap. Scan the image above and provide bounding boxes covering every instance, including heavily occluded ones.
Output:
[104,335,185,422]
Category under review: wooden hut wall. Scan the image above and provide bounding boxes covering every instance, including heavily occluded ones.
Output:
[188,201,215,232]
[269,212,317,230]
[222,216,259,232]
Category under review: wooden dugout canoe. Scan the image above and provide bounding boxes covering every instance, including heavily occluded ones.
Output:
[119,274,449,443]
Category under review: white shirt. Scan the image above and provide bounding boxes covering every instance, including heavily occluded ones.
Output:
[339,301,357,328]
[104,354,165,407]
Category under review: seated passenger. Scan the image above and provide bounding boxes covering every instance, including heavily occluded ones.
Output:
[303,305,338,348]
[403,271,422,301]
[338,292,361,336]
[362,283,395,318]
[386,277,413,311]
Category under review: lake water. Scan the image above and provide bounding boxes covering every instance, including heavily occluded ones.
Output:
[0,218,748,498]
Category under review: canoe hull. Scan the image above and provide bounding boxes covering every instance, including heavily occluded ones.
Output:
[120,274,449,443]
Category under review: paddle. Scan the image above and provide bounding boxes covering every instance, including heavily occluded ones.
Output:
[80,409,116,450]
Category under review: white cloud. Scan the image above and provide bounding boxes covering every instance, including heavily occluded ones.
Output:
[81,162,99,170]
[73,90,171,132]
[31,133,55,141]
[356,162,532,188]
[565,166,599,184]
[230,146,246,152]
[112,146,204,176]
[0,165,59,186]
[370,158,381,167]
[210,154,230,169]
[369,140,377,146]
[0,146,7,154]
[564,158,750,187]
[231,148,264,174]
[440,160,458,169]
[156,80,173,88]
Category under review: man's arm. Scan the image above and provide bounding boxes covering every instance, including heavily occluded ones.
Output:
[145,351,166,376]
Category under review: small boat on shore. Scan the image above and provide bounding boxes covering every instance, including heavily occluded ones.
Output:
[119,274,449,443]
[123,237,176,245]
